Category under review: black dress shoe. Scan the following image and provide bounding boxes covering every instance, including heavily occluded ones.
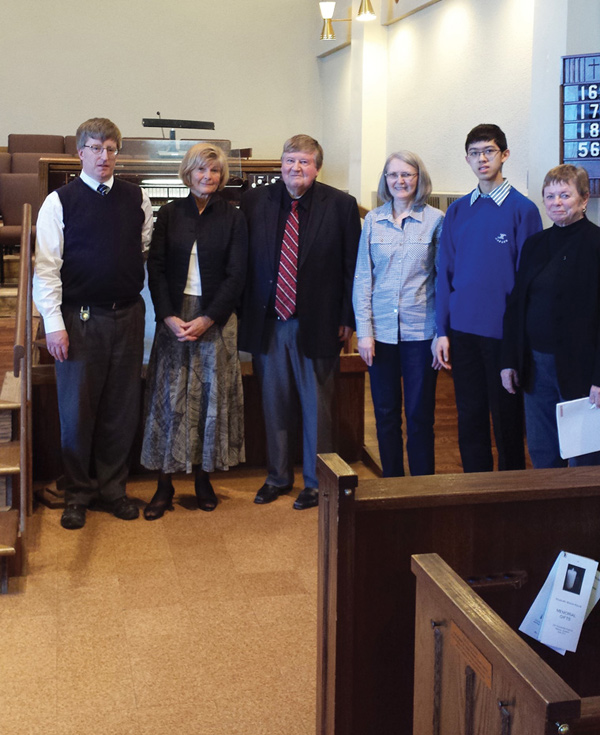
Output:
[111,496,139,520]
[61,504,87,529]
[254,483,292,505]
[144,482,175,520]
[293,487,318,510]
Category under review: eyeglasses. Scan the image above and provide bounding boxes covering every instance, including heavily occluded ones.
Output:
[466,147,501,160]
[82,144,119,157]
[385,172,418,181]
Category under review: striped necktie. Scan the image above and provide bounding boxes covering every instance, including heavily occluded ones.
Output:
[97,184,109,196]
[275,200,299,320]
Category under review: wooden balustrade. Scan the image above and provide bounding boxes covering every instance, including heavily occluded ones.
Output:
[0,202,33,590]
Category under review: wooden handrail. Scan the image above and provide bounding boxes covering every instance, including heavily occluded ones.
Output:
[14,203,33,525]
[14,203,32,378]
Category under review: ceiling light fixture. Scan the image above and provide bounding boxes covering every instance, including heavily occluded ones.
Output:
[319,1,375,40]
[356,0,376,21]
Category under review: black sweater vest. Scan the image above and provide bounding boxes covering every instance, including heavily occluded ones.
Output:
[57,177,145,305]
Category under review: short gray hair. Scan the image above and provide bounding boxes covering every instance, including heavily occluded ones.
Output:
[542,164,590,200]
[281,135,323,170]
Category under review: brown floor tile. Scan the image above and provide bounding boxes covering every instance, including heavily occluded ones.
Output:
[128,638,209,709]
[136,701,219,735]
[0,675,57,715]
[56,575,123,619]
[0,572,58,618]
[56,633,137,714]
[239,570,309,598]
[54,708,140,735]
[6,461,346,733]
[0,713,60,735]
[122,603,192,643]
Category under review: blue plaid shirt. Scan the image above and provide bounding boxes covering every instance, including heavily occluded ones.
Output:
[353,200,444,343]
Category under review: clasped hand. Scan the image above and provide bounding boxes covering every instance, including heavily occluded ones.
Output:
[164,315,214,342]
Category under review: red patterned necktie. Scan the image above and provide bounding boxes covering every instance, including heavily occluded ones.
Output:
[275,200,299,320]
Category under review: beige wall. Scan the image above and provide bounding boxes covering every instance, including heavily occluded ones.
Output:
[319,0,535,205]
[0,0,323,159]
[318,0,600,217]
[385,0,534,196]
[3,0,600,214]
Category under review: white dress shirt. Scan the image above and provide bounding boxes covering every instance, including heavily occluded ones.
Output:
[33,171,154,333]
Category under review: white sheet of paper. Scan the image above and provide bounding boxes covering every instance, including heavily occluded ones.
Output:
[538,551,598,652]
[556,397,600,459]
[519,554,561,642]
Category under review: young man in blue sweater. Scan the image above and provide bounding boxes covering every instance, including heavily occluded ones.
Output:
[435,124,542,472]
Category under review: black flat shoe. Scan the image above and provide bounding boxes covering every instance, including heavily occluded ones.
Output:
[195,475,218,512]
[144,482,175,520]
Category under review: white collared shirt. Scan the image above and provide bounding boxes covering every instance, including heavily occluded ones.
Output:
[470,178,512,207]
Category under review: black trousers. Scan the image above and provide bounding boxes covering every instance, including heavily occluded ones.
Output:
[55,299,145,506]
[450,329,525,473]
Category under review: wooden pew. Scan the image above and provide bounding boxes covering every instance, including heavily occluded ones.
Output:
[412,553,600,735]
[316,454,600,735]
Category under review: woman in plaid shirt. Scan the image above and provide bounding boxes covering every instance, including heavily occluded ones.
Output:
[353,151,444,477]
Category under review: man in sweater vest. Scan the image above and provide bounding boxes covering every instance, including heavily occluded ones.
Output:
[434,124,542,473]
[33,118,153,529]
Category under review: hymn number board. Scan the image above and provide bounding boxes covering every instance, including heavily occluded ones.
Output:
[562,53,600,196]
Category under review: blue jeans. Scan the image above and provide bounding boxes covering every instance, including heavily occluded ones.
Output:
[368,339,437,477]
[525,350,600,468]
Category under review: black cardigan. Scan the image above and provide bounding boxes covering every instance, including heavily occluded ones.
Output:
[147,193,248,325]
[501,216,600,398]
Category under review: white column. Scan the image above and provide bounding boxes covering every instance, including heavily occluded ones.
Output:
[347,1,388,208]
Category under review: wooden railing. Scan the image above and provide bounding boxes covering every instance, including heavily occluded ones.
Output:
[13,203,33,524]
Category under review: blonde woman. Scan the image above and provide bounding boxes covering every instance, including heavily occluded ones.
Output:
[141,144,248,517]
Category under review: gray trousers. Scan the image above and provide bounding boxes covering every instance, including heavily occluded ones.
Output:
[55,299,145,506]
[253,319,337,489]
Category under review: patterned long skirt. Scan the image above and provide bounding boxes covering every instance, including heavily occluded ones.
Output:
[141,295,245,473]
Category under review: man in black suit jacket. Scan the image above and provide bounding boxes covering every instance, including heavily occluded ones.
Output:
[239,135,361,509]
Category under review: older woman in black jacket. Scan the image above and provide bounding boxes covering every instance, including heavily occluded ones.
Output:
[141,143,247,518]
[501,164,600,468]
